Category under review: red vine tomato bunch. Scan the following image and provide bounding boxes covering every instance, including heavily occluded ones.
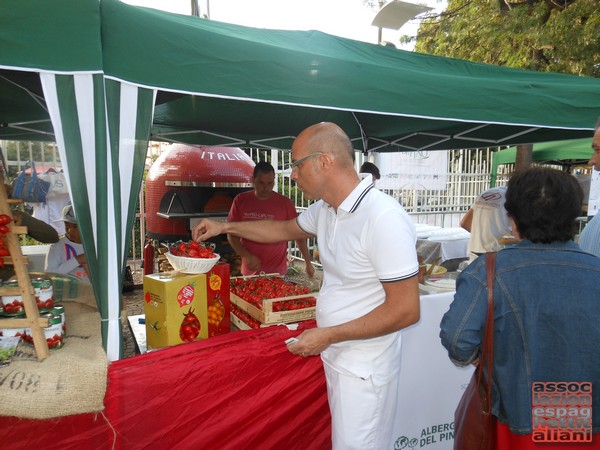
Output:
[169,240,216,259]
[0,214,13,268]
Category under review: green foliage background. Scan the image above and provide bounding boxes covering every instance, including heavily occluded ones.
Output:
[415,0,600,77]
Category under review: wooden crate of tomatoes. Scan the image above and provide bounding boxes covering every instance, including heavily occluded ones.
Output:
[230,274,317,325]
[230,303,287,330]
[230,303,259,330]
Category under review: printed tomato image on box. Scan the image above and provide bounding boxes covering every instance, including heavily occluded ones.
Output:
[143,263,230,350]
[204,264,230,337]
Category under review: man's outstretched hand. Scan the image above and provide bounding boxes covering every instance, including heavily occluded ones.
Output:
[191,219,225,242]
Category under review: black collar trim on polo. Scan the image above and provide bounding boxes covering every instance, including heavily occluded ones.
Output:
[348,183,374,214]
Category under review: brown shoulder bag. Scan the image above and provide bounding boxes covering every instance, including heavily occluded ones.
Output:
[453,252,497,450]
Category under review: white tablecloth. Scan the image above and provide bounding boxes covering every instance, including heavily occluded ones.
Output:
[393,290,473,450]
[414,223,443,239]
[426,228,470,262]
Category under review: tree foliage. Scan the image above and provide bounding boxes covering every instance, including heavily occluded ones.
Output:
[414,0,600,77]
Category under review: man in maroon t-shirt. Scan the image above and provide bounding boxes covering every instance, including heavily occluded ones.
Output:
[227,161,314,277]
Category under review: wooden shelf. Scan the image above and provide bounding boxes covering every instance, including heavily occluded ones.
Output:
[2,255,29,266]
[0,173,49,361]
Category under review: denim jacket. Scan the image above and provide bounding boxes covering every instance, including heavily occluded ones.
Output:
[440,240,600,434]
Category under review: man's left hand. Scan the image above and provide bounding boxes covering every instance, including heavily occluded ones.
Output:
[286,327,331,357]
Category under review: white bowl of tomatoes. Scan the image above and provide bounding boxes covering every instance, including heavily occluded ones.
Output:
[165,241,220,274]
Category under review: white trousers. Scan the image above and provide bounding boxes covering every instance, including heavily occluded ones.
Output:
[324,363,399,450]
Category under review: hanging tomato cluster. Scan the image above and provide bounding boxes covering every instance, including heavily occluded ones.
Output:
[231,276,316,312]
[0,214,12,268]
[169,240,216,259]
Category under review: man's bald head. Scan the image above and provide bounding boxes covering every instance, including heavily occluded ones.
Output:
[296,122,355,169]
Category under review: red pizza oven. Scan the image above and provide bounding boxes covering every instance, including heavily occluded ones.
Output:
[145,144,255,241]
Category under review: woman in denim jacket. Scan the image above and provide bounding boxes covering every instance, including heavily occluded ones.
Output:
[440,167,600,447]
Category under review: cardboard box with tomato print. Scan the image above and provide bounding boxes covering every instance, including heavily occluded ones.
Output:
[143,263,230,350]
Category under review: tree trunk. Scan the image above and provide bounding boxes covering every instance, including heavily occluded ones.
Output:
[515,143,533,171]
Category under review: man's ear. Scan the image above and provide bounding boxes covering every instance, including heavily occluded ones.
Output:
[319,152,333,170]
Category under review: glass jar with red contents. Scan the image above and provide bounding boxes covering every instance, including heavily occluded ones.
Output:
[1,280,24,316]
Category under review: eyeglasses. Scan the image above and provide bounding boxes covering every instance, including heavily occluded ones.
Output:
[289,152,323,171]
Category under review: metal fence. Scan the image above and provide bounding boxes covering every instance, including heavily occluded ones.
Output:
[245,147,500,261]
[1,141,508,261]
[138,146,588,260]
[247,147,498,220]
[0,141,62,174]
[3,140,592,276]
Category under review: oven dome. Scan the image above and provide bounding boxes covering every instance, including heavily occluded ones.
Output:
[145,145,255,241]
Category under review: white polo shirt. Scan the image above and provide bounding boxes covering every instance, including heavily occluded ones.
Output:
[297,177,418,383]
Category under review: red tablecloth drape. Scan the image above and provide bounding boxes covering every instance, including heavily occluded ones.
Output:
[0,321,331,450]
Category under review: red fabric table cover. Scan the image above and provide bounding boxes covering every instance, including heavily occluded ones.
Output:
[0,321,331,450]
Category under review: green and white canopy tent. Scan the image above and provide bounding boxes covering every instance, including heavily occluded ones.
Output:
[1,0,599,360]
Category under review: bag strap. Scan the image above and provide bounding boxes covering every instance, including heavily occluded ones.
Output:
[478,252,496,414]
[24,160,39,200]
[28,160,38,179]
[12,164,28,198]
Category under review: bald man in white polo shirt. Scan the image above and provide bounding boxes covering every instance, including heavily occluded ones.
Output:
[192,122,420,450]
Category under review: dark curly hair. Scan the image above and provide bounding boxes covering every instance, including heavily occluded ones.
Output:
[504,167,583,243]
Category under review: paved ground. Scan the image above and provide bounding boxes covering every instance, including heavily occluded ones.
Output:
[121,259,145,358]
[122,286,145,358]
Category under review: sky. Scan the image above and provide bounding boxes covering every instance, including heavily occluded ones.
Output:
[122,0,447,50]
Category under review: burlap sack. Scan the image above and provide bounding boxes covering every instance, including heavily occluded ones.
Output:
[0,291,108,419]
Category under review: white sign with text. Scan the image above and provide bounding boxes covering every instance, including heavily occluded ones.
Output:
[374,151,449,191]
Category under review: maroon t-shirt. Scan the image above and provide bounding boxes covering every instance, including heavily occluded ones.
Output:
[227,190,297,275]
